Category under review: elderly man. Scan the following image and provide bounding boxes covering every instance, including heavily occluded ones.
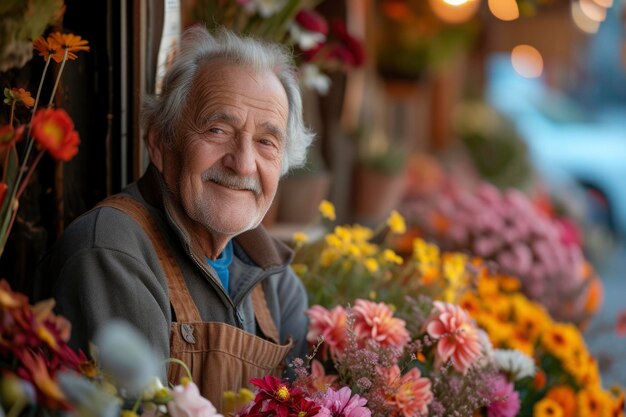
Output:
[33,26,314,407]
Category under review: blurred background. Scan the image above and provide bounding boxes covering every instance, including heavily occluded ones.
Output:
[1,0,625,388]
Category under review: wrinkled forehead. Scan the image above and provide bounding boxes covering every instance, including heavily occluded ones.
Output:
[187,59,289,123]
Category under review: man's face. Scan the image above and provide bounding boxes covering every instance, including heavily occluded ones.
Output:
[161,61,288,237]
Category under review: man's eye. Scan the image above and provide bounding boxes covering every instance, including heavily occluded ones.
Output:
[259,138,277,148]
[209,127,224,134]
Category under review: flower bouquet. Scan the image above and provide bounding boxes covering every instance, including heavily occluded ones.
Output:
[192,0,365,94]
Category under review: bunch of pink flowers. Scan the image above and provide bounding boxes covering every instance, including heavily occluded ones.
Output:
[402,181,593,323]
[302,298,501,417]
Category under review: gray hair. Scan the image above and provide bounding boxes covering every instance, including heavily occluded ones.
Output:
[142,25,314,175]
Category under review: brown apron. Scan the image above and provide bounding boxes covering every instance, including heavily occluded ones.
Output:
[97,195,294,411]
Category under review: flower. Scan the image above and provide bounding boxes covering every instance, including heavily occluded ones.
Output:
[425,301,482,373]
[168,381,224,417]
[492,349,535,380]
[290,10,328,50]
[378,366,432,417]
[386,210,406,234]
[352,300,410,349]
[486,375,520,417]
[319,386,371,417]
[4,88,35,108]
[92,319,160,396]
[319,200,336,221]
[48,32,90,60]
[30,108,81,161]
[533,398,564,417]
[33,36,64,63]
[306,305,347,359]
[545,386,576,417]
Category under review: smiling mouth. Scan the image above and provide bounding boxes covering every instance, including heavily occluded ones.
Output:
[210,180,257,194]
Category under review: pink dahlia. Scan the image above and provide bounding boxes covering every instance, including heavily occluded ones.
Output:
[425,301,482,374]
[379,365,433,417]
[306,305,348,359]
[487,375,520,417]
[352,299,410,349]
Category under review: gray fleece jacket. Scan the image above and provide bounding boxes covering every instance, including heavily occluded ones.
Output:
[33,165,309,374]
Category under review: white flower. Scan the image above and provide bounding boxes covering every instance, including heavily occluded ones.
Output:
[142,377,166,400]
[493,349,536,380]
[301,64,331,95]
[289,24,326,51]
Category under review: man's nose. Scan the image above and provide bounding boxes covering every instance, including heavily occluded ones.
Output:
[223,136,256,176]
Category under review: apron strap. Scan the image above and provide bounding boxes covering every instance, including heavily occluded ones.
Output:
[251,285,281,345]
[96,195,202,322]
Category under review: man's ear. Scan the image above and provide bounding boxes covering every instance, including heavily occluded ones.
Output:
[146,129,164,172]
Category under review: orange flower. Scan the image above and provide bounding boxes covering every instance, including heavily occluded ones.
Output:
[534,369,547,390]
[31,108,80,161]
[48,32,90,60]
[584,277,603,315]
[33,36,65,63]
[546,386,577,417]
[425,301,482,374]
[379,365,433,417]
[4,88,35,108]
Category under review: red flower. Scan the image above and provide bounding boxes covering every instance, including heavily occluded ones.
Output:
[247,376,304,417]
[0,182,7,209]
[616,308,626,337]
[287,397,320,417]
[295,10,328,35]
[31,108,80,161]
[0,124,25,153]
[330,19,365,67]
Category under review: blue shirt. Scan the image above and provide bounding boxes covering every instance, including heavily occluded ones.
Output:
[207,240,234,294]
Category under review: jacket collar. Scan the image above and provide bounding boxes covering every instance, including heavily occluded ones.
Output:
[137,164,294,270]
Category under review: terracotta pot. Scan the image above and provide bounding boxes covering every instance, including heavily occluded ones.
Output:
[354,166,407,225]
[276,173,332,224]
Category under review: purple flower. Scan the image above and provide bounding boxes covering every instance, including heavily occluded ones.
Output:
[486,376,520,417]
[320,387,371,417]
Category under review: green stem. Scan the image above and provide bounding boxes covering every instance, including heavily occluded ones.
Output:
[163,358,193,382]
[48,48,69,108]
[32,58,51,114]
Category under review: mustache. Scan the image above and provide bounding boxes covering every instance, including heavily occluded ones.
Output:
[201,167,262,195]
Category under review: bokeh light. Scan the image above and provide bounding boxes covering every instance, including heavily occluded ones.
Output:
[429,0,481,24]
[488,0,520,21]
[571,0,601,33]
[511,44,544,78]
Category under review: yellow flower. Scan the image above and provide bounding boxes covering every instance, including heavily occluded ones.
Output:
[383,249,403,265]
[319,199,336,221]
[541,323,576,358]
[363,258,379,273]
[534,397,564,417]
[413,238,439,264]
[223,388,255,415]
[368,290,377,300]
[577,387,610,417]
[292,232,308,245]
[498,275,521,292]
[386,210,406,234]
